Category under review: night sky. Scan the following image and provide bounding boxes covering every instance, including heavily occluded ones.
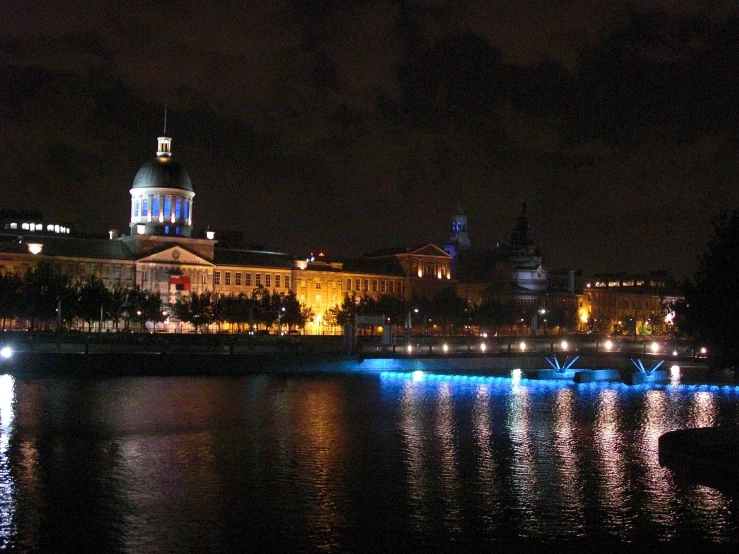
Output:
[2,1,738,278]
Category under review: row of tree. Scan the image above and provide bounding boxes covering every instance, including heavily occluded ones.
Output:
[172,287,313,333]
[0,261,317,334]
[0,262,165,332]
[323,288,577,335]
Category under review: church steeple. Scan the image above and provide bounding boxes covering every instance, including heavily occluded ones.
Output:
[444,202,471,259]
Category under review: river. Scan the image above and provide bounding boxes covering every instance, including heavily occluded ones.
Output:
[1,370,738,552]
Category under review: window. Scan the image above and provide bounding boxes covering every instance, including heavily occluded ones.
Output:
[164,226,169,234]
[372,279,378,292]
[347,279,352,290]
[355,279,360,291]
[225,272,231,285]
[163,197,171,217]
[134,200,140,217]
[363,279,369,291]
[265,274,271,287]
[315,281,321,289]
[214,271,221,285]
[175,227,180,235]
[256,274,262,286]
[235,273,242,286]
[184,201,189,220]
[175,198,182,218]
[201,273,207,285]
[246,273,252,286]
[275,275,281,288]
[381,280,386,293]
[389,281,394,293]
[152,197,160,217]
[142,199,148,217]
[284,276,290,289]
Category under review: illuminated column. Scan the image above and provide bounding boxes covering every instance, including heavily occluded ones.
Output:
[147,194,153,222]
[159,194,164,222]
[189,199,193,226]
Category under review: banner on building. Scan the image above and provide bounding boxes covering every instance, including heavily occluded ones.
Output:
[170,275,191,292]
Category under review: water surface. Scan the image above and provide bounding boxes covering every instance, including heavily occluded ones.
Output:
[1,372,738,552]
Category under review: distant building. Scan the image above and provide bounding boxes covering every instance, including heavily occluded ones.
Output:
[578,271,681,334]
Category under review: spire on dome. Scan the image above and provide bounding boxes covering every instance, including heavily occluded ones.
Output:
[157,102,172,157]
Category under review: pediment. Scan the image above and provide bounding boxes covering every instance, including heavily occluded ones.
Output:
[136,246,214,267]
[406,243,452,258]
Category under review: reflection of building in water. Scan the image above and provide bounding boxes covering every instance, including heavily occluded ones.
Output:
[506,384,540,531]
[471,386,501,531]
[436,383,463,533]
[637,390,677,530]
[552,388,585,528]
[593,389,630,534]
[398,382,434,536]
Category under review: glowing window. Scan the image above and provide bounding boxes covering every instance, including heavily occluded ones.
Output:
[163,197,171,217]
[152,197,160,217]
[184,201,189,220]
[175,198,182,218]
[164,226,169,234]
[134,200,139,217]
[175,227,180,235]
[142,199,148,217]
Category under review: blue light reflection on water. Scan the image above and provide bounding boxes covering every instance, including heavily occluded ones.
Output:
[380,370,739,544]
[1,370,738,551]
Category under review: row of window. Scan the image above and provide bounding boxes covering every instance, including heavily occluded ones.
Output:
[134,197,190,220]
[214,271,291,289]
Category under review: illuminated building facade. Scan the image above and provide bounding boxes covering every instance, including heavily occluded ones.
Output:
[0,132,454,334]
[578,272,680,334]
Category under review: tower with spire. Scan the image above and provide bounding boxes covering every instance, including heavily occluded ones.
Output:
[509,202,547,292]
[444,202,471,259]
[129,108,195,238]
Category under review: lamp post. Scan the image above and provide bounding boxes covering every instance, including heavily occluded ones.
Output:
[277,306,285,334]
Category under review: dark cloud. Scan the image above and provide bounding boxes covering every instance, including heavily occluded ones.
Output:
[1,1,738,278]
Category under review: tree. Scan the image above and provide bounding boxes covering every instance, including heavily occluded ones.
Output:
[676,208,739,369]
[77,276,109,332]
[18,261,70,330]
[0,272,22,330]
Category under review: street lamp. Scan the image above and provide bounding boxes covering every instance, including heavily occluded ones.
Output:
[277,306,285,334]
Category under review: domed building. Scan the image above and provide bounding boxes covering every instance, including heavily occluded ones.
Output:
[129,136,195,237]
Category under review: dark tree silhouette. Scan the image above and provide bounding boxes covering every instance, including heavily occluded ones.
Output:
[676,208,739,370]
